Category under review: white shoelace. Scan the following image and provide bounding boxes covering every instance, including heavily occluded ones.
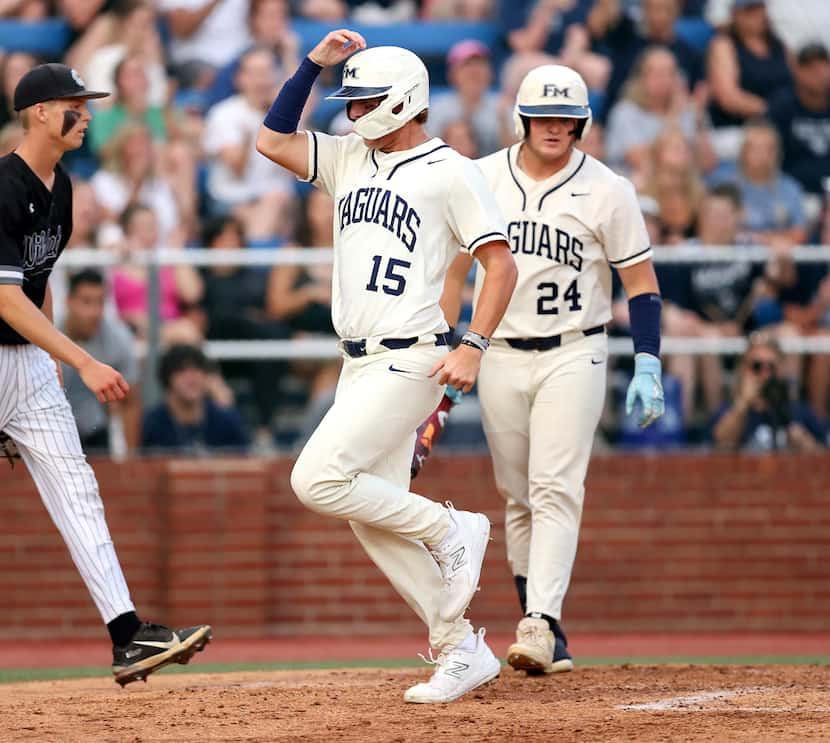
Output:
[418,647,445,666]
[417,647,452,681]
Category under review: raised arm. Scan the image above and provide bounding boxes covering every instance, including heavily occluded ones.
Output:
[256,29,366,179]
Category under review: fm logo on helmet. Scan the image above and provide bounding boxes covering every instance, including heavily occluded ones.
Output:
[543,85,570,98]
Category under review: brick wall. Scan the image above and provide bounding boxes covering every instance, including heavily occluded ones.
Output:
[2,454,828,638]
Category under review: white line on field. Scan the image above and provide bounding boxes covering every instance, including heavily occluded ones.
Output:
[618,687,774,711]
[726,707,830,713]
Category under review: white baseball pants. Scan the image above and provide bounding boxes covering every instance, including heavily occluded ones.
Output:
[478,333,608,621]
[0,345,135,623]
[291,343,472,650]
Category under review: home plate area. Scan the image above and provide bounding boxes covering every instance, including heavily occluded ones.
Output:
[0,664,828,742]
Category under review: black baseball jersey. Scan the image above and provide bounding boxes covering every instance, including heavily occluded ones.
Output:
[0,153,72,345]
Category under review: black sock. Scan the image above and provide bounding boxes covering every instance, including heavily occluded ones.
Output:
[526,611,558,633]
[514,575,527,615]
[107,611,142,647]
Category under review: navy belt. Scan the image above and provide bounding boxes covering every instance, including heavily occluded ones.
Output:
[505,325,605,351]
[343,332,451,358]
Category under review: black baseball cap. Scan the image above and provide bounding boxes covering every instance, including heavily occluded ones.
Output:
[13,63,109,112]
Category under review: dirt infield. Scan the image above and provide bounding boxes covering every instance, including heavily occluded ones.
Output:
[1,664,827,742]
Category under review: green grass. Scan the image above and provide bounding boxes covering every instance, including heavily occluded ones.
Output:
[2,655,829,685]
[0,658,423,684]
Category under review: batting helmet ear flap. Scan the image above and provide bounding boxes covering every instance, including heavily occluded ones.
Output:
[512,107,527,140]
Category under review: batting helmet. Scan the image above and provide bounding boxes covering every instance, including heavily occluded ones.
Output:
[326,46,429,140]
[513,64,592,141]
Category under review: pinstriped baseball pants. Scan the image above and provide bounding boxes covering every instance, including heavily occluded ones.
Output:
[0,345,135,623]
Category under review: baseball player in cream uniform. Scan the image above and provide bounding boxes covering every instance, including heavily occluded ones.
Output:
[442,65,665,675]
[256,30,518,703]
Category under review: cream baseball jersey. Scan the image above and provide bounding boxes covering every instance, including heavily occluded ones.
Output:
[303,132,508,340]
[474,145,651,338]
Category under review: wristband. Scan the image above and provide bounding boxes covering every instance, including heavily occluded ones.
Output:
[628,292,661,357]
[263,57,322,134]
[460,330,490,352]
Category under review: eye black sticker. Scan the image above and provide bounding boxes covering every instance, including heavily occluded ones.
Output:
[62,109,82,136]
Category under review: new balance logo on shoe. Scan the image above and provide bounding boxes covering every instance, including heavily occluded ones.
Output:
[449,546,467,571]
[444,661,470,679]
[434,509,491,623]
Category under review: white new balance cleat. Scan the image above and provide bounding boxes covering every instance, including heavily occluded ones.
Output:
[507,616,563,674]
[404,628,501,704]
[430,504,491,623]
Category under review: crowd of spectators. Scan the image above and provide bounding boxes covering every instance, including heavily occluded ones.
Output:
[2,0,829,453]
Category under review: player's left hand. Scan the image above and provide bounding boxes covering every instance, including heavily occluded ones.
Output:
[625,353,665,428]
[428,345,482,393]
[78,358,130,404]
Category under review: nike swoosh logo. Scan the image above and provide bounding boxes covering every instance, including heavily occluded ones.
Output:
[389,365,413,374]
[427,159,447,165]
[134,634,180,650]
[591,359,603,365]
[571,192,590,197]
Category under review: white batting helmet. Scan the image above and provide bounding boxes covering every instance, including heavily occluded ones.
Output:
[513,64,592,141]
[326,46,429,140]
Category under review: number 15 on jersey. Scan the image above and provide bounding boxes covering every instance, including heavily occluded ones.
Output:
[366,255,411,296]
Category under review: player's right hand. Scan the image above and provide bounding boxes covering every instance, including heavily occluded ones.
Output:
[78,359,130,403]
[308,29,367,67]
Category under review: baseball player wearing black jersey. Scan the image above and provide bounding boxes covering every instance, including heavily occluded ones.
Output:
[0,64,211,686]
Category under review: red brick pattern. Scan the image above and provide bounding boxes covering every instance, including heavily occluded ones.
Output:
[2,454,828,638]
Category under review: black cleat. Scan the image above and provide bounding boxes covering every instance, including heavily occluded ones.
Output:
[112,623,212,687]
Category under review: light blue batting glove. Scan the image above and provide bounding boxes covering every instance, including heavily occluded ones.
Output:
[625,353,665,428]
[445,385,463,405]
